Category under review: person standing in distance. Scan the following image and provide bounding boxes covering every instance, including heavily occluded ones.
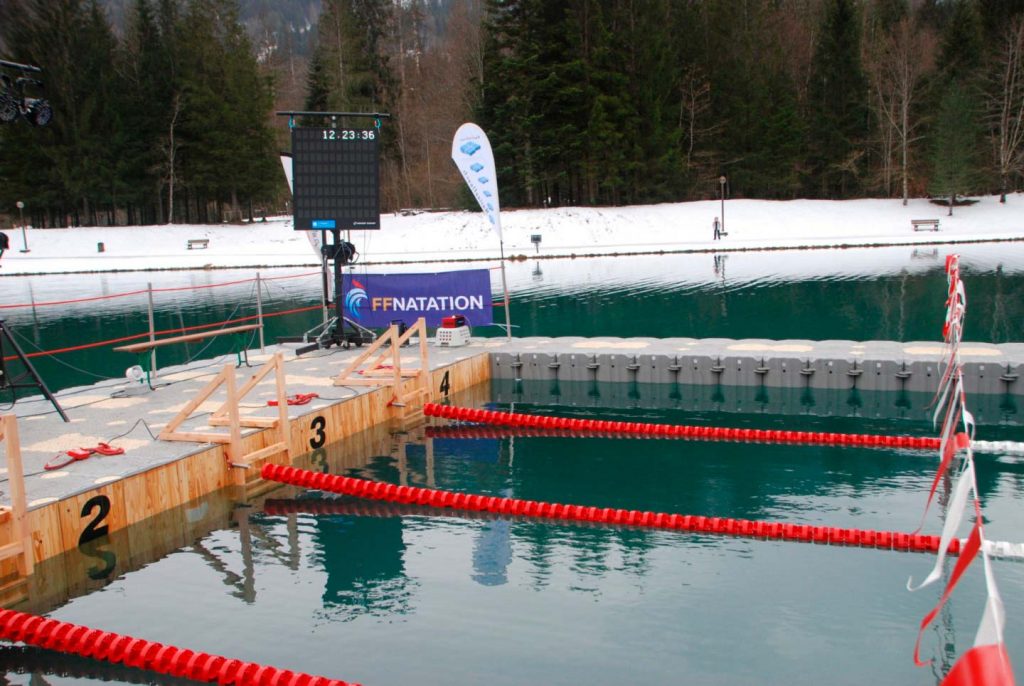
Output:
[713,216,721,240]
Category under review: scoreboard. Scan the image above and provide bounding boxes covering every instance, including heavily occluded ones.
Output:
[291,127,380,231]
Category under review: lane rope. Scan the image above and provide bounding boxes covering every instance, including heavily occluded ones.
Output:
[0,608,360,686]
[423,403,947,451]
[261,463,952,555]
[257,497,1024,559]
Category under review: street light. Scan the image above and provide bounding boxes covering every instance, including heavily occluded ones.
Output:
[16,200,28,253]
[718,175,726,235]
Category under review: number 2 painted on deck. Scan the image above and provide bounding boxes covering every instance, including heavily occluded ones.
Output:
[79,495,116,580]
[79,495,110,545]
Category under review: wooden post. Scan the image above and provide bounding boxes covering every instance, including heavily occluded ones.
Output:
[0,415,34,578]
[255,272,266,353]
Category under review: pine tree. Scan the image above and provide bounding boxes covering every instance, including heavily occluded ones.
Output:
[930,81,985,215]
[806,0,871,198]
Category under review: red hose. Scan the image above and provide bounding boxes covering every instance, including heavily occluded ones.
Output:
[261,464,954,555]
[0,608,360,686]
[423,403,946,451]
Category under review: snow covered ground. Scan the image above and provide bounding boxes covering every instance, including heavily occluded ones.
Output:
[1,194,1022,276]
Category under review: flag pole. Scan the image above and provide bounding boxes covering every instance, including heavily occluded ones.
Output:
[498,239,512,341]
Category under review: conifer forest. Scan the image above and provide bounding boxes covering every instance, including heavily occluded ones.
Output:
[1,0,1024,227]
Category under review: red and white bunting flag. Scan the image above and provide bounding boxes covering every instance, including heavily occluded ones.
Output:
[914,517,983,667]
[908,460,975,592]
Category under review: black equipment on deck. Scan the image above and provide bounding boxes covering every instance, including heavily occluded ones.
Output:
[0,319,69,421]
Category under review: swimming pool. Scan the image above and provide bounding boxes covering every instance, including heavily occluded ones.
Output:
[12,383,1024,685]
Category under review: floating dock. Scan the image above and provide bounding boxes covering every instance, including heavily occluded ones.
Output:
[0,333,1022,608]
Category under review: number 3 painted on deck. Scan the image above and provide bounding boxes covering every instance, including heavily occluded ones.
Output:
[310,415,326,449]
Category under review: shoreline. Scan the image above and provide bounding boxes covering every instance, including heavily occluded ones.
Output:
[3,233,1022,278]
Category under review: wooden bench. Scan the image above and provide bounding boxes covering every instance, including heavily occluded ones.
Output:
[114,324,261,387]
[911,219,940,232]
[187,238,210,250]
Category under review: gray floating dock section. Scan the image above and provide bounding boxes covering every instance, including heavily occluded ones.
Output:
[487,337,1024,396]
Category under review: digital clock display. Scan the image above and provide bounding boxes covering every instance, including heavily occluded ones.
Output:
[291,127,380,231]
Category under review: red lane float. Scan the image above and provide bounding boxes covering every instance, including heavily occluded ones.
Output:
[423,403,951,451]
[425,425,667,440]
[261,464,955,555]
[0,608,360,686]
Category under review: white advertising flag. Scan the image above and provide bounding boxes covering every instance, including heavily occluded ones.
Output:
[452,122,502,240]
[280,153,294,194]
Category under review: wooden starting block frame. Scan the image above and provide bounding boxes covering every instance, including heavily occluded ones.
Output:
[0,415,34,600]
[333,318,432,419]
[158,353,291,482]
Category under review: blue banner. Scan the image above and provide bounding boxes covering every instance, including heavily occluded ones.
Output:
[341,269,493,328]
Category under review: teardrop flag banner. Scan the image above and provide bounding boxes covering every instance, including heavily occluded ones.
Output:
[452,122,512,339]
[452,122,502,241]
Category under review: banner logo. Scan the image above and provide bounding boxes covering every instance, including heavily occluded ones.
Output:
[345,279,368,319]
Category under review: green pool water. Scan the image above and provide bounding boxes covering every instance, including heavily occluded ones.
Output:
[14,386,1024,686]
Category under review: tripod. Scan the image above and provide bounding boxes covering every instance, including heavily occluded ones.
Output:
[0,318,69,422]
[283,229,375,356]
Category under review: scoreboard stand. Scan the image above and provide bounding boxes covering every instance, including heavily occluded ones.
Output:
[277,111,389,355]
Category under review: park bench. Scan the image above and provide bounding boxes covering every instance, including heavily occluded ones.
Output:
[187,238,210,250]
[114,323,260,388]
[911,219,940,232]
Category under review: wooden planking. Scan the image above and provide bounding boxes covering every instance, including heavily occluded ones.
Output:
[22,352,491,564]
[25,506,64,568]
[122,461,187,527]
[184,445,233,501]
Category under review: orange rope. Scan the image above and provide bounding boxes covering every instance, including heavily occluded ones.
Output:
[3,304,323,362]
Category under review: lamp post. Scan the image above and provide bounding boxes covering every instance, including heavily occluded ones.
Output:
[718,175,726,235]
[16,201,28,253]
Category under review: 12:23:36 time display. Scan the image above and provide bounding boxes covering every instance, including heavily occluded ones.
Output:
[322,129,376,141]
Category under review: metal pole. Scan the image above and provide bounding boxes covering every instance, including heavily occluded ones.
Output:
[320,230,329,328]
[147,283,156,381]
[499,240,512,341]
[332,228,344,343]
[16,202,28,253]
[718,176,726,234]
[255,272,265,353]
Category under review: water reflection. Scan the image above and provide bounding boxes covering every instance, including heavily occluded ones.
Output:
[5,244,1024,394]
[491,377,1024,429]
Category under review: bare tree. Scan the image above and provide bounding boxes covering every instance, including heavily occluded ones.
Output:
[160,92,183,224]
[678,65,714,170]
[988,16,1024,203]
[866,16,935,205]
